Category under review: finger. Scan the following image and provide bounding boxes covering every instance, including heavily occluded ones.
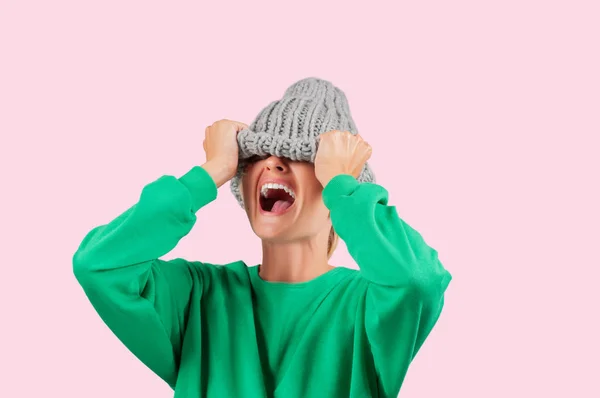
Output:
[234,121,249,132]
[359,139,372,153]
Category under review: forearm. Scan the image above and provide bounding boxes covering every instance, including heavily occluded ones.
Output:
[322,174,451,291]
[73,165,217,275]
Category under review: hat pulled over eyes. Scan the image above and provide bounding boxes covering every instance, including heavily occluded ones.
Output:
[229,76,375,208]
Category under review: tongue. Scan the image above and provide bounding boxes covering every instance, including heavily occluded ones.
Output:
[271,200,292,213]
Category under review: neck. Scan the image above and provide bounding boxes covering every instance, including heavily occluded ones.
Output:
[259,228,334,283]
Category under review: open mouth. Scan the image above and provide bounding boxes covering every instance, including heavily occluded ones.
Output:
[259,183,296,214]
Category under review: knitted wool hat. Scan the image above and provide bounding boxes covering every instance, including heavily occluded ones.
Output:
[230,76,375,207]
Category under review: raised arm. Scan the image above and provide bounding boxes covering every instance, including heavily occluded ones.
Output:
[72,119,248,388]
[72,164,218,388]
[323,174,452,396]
[315,130,451,396]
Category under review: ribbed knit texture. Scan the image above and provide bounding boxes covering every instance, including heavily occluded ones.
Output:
[230,77,375,207]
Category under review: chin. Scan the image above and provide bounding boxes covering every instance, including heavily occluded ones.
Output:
[251,222,296,243]
[250,210,297,241]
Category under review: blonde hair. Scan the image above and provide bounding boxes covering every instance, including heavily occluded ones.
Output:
[327,226,339,259]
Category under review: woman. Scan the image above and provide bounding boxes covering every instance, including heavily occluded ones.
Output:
[73,77,452,397]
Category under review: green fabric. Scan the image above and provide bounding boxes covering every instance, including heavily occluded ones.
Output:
[73,165,452,397]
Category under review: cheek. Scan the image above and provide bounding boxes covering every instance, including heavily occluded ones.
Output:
[292,165,327,212]
[300,185,327,216]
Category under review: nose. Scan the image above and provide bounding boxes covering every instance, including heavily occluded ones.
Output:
[264,155,288,173]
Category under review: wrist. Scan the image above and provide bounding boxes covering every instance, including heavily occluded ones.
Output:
[179,166,219,212]
[319,170,353,188]
[322,173,360,209]
[201,160,236,188]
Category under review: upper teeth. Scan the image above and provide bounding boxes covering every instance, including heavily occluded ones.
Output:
[260,183,295,199]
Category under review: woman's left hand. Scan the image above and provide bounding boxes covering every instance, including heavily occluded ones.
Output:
[314,130,372,187]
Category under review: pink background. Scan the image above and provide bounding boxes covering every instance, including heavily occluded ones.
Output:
[1,1,599,397]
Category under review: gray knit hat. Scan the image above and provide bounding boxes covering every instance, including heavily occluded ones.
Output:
[230,76,375,207]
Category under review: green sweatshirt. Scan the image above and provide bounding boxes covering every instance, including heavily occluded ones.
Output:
[72,165,452,398]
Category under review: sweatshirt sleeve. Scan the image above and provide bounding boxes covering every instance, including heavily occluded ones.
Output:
[72,165,217,389]
[322,174,452,396]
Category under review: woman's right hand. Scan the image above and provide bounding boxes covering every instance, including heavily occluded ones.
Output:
[201,119,248,188]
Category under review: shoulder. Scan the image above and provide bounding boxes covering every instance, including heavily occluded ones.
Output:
[333,266,369,291]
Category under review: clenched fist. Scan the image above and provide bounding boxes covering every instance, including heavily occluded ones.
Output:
[314,130,372,188]
[201,119,248,187]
